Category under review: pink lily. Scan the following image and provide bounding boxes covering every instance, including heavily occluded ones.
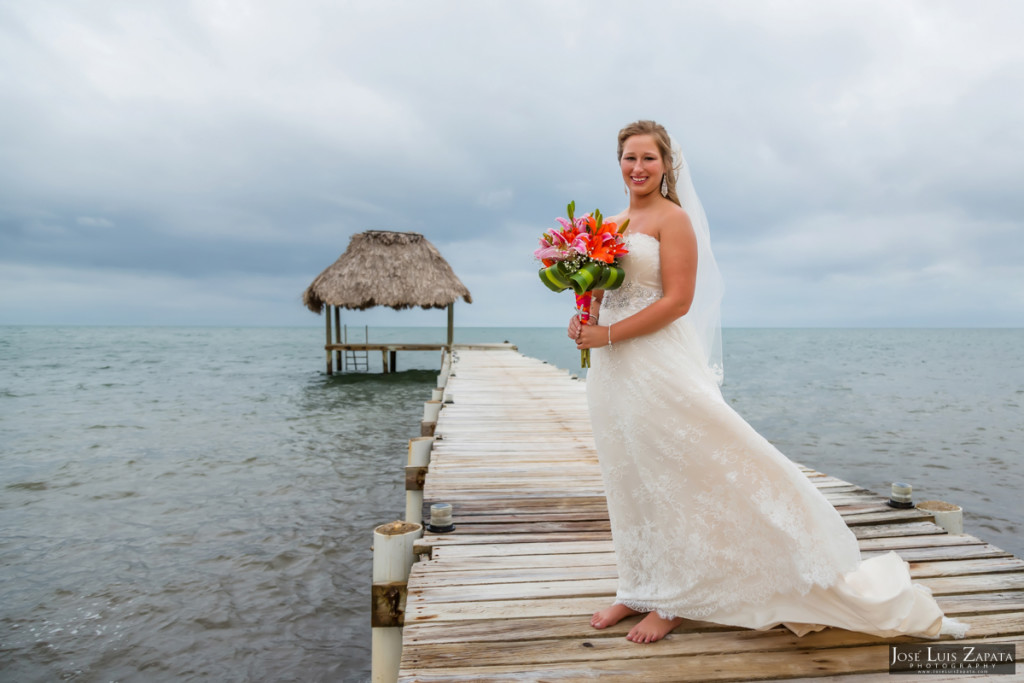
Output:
[533,244,566,261]
[555,216,587,232]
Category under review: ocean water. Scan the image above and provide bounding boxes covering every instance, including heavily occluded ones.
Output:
[0,326,1021,682]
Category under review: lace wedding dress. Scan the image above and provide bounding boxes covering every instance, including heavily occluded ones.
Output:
[587,232,967,638]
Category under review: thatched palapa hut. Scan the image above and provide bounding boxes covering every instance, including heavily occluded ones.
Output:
[303,230,472,374]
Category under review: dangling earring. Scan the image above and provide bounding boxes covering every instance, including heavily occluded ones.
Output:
[660,174,669,197]
[624,184,629,196]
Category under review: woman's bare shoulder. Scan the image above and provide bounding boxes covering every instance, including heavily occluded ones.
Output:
[656,203,694,241]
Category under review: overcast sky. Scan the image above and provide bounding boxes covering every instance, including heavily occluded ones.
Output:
[1,0,1022,328]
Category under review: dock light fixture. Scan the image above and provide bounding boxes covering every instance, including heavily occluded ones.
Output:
[426,502,455,533]
[888,482,914,509]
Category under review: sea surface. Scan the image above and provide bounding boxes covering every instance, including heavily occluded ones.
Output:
[1,326,1021,682]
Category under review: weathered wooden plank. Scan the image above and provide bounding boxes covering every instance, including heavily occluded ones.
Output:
[417,531,985,555]
[858,534,986,552]
[414,551,617,573]
[410,576,616,604]
[426,469,600,477]
[398,636,1024,682]
[403,614,730,646]
[428,521,613,535]
[411,564,619,588]
[402,607,1023,649]
[429,444,596,455]
[424,467,603,476]
[427,511,611,524]
[910,557,1024,578]
[412,570,1024,605]
[864,543,1011,563]
[917,572,1024,594]
[423,483,606,493]
[428,540,615,559]
[785,674,1001,683]
[402,613,1024,670]
[841,508,936,525]
[819,493,889,506]
[850,521,945,539]
[810,478,860,489]
[424,486,606,497]
[405,595,609,623]
[938,591,1024,614]
[427,463,601,474]
[409,579,1023,628]
[426,497,610,514]
[411,556,1024,587]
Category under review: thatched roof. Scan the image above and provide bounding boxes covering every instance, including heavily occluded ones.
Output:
[303,230,472,313]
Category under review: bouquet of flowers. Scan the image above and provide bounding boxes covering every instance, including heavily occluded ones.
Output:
[534,201,629,367]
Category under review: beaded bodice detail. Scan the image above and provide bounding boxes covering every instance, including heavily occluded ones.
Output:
[600,232,662,318]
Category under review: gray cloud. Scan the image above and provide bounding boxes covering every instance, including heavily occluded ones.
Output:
[1,0,1022,327]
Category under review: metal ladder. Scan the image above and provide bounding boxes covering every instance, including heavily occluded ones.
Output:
[343,325,369,372]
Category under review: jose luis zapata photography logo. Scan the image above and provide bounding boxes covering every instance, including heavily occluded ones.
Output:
[890,644,1016,675]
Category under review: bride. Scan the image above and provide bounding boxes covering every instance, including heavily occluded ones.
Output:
[568,120,967,644]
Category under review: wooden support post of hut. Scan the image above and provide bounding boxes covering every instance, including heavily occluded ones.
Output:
[302,231,472,375]
[333,307,342,372]
[447,302,454,347]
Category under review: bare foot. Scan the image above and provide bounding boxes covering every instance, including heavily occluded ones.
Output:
[626,612,684,643]
[590,603,642,629]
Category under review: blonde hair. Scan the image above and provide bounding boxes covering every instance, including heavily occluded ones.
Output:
[617,120,680,206]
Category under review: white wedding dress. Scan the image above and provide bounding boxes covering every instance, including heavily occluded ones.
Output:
[587,232,967,639]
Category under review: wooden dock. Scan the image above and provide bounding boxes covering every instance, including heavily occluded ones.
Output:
[399,348,1024,681]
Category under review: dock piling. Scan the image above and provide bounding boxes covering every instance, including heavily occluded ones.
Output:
[405,437,433,526]
[918,500,965,535]
[370,520,421,683]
